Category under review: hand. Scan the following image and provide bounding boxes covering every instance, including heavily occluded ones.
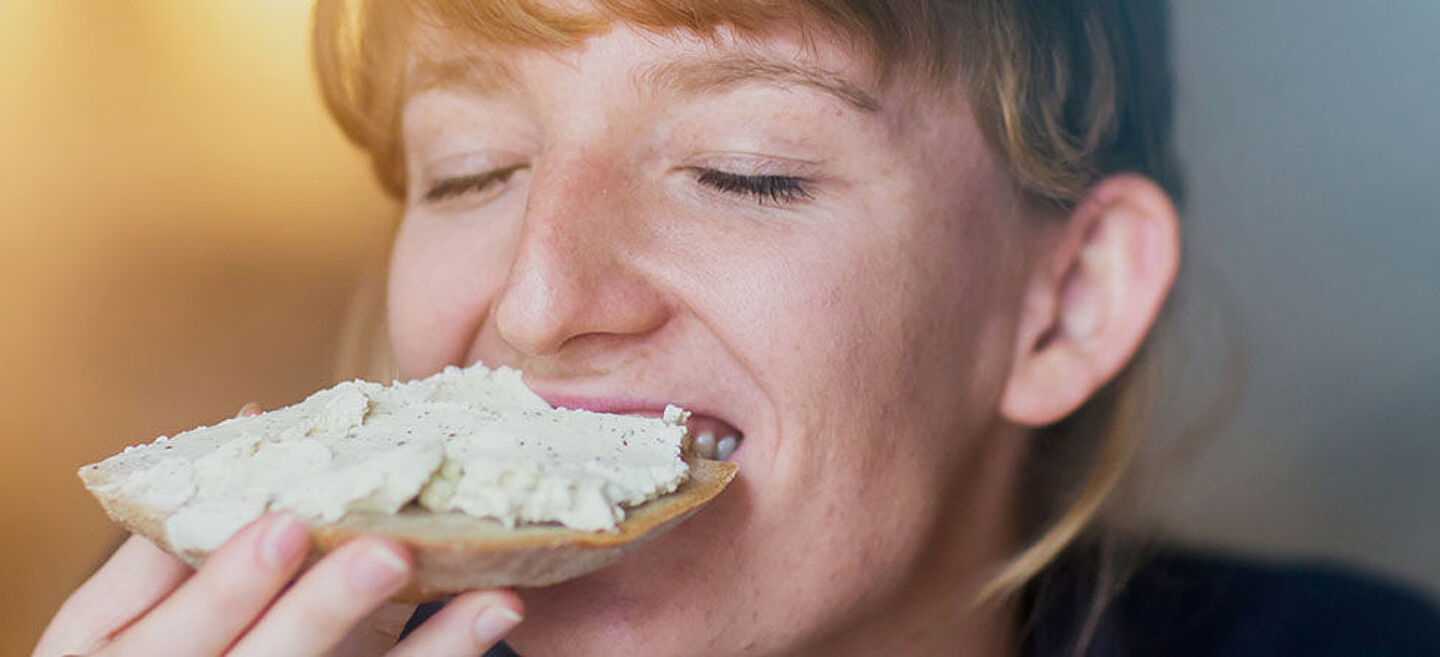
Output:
[36,516,523,656]
[35,404,524,656]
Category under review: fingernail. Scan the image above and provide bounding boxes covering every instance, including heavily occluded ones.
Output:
[473,605,523,643]
[258,514,308,568]
[237,402,262,417]
[351,542,409,593]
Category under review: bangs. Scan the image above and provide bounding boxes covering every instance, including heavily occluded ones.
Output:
[400,0,937,72]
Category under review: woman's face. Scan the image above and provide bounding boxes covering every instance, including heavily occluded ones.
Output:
[389,21,1035,655]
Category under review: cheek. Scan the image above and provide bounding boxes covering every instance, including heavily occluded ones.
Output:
[659,205,1011,635]
[718,202,1006,449]
[386,213,517,379]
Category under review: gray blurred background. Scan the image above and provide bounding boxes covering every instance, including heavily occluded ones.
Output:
[1135,0,1440,598]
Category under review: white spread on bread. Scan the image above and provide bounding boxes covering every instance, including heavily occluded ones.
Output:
[84,364,691,553]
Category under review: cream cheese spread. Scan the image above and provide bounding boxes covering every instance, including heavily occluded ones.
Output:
[87,364,690,553]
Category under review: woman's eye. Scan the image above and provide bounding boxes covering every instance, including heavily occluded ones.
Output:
[422,164,526,204]
[693,168,814,205]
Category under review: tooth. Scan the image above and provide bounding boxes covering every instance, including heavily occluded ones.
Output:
[716,435,739,461]
[694,431,716,459]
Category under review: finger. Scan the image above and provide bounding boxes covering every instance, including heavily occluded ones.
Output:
[227,537,411,657]
[324,602,419,656]
[388,590,524,657]
[100,513,310,656]
[33,535,193,656]
[236,402,262,417]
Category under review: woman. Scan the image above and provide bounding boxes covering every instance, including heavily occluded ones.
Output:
[34,1,1437,656]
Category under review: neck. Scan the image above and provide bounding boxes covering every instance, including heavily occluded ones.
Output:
[800,422,1030,657]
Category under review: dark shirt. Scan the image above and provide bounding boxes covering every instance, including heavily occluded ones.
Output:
[1023,548,1440,656]
[407,549,1440,656]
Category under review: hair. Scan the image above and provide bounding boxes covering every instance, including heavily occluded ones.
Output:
[314,0,1179,620]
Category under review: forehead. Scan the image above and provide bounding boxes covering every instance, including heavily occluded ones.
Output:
[394,21,975,174]
[395,13,990,171]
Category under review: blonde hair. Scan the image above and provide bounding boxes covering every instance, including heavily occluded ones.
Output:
[313,0,1180,605]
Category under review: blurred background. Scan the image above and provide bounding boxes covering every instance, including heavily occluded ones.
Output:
[1,2,395,652]
[2,1,1436,653]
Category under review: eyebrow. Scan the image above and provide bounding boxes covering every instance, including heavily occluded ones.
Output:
[637,56,882,113]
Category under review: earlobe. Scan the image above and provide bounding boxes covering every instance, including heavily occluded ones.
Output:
[1000,174,1180,427]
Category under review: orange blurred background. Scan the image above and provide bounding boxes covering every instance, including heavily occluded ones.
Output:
[1,2,394,651]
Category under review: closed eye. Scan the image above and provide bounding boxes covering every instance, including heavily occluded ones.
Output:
[422,164,527,203]
[693,168,814,205]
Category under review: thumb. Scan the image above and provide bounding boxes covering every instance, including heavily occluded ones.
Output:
[326,601,419,656]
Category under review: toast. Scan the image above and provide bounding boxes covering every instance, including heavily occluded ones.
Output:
[82,457,735,601]
[78,364,738,601]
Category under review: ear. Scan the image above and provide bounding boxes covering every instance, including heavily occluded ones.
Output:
[1000,174,1180,427]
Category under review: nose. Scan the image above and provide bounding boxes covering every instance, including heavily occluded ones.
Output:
[492,148,669,357]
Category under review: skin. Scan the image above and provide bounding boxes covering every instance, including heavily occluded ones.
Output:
[36,17,1179,657]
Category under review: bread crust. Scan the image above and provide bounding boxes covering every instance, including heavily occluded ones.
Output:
[83,458,736,602]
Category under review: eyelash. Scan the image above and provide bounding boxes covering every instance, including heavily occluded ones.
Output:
[694,169,814,205]
[421,164,814,206]
[422,164,525,203]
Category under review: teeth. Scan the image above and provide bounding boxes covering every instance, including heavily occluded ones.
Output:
[694,431,716,459]
[716,435,739,461]
[688,431,742,461]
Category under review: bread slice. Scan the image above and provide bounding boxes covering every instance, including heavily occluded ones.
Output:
[82,457,736,601]
[78,363,738,601]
